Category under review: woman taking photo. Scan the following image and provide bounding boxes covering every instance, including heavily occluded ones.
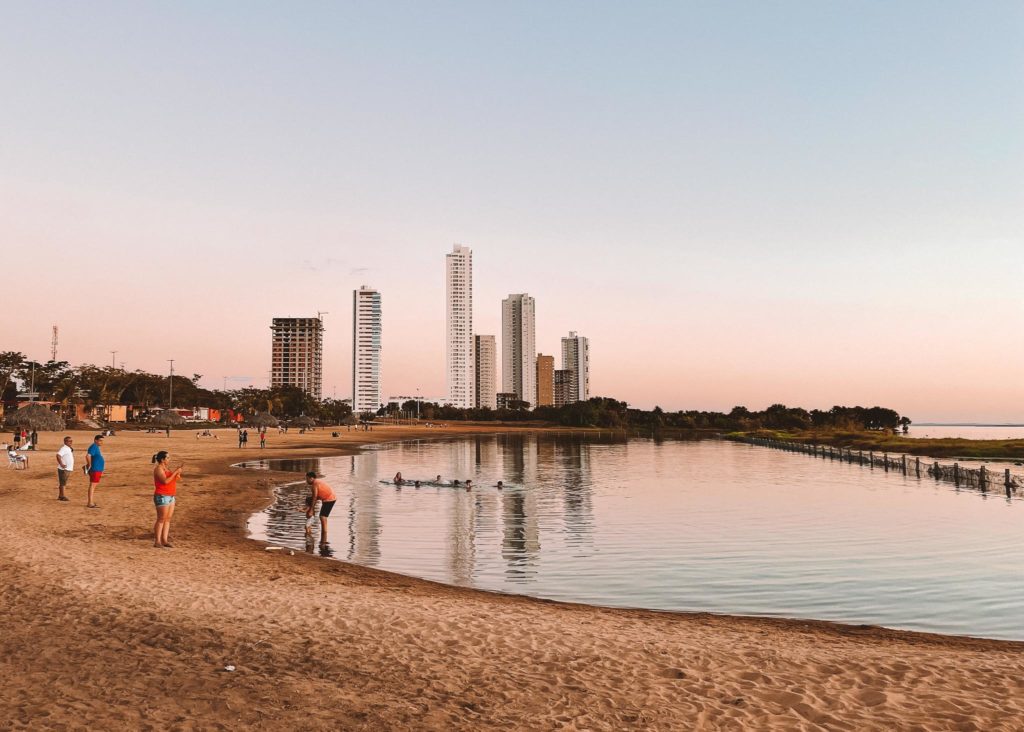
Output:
[152,451,183,548]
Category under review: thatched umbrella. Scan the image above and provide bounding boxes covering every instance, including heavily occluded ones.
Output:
[248,412,279,429]
[153,410,186,427]
[3,403,65,431]
[291,415,316,428]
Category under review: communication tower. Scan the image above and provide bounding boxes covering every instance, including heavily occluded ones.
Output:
[51,326,58,362]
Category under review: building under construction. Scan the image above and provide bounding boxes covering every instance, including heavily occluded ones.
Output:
[270,316,324,400]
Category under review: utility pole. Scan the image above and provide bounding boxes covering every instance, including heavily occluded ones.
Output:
[111,351,118,369]
[168,359,175,408]
[51,326,58,362]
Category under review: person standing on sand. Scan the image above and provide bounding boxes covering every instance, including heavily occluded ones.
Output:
[260,430,266,449]
[305,471,336,545]
[55,436,74,501]
[152,450,183,548]
[241,429,249,448]
[237,428,243,448]
[83,434,105,509]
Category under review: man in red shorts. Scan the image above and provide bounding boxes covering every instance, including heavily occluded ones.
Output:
[83,434,106,509]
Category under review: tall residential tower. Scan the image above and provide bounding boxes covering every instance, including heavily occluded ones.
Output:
[475,335,497,410]
[352,286,382,414]
[445,245,474,408]
[502,293,536,407]
[561,331,590,403]
[270,316,324,400]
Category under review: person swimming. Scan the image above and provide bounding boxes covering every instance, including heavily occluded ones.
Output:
[496,481,504,490]
[414,480,421,488]
[452,480,460,487]
[394,471,404,485]
[465,479,472,491]
[435,474,442,484]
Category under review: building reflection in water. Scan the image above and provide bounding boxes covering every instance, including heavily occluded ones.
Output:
[347,452,381,565]
[499,434,540,582]
[555,437,594,548]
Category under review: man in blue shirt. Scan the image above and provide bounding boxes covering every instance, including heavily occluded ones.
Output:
[83,434,105,509]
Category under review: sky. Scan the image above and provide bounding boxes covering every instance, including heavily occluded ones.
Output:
[1,1,1021,421]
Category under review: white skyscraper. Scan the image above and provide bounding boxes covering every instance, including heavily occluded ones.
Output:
[445,244,474,408]
[561,331,590,403]
[474,335,497,410]
[502,294,536,407]
[352,286,382,413]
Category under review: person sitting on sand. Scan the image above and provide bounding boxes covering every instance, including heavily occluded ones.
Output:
[152,450,184,548]
[394,471,404,485]
[305,471,337,545]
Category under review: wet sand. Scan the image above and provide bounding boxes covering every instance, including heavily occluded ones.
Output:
[1,426,1022,730]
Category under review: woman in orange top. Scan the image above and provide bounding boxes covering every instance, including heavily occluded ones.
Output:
[305,471,336,546]
[152,450,184,548]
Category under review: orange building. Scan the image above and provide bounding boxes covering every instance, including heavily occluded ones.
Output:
[536,354,554,407]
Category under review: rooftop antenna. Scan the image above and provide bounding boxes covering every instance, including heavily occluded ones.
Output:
[51,326,58,362]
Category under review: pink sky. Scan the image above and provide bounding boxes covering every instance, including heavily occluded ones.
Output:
[2,3,1021,422]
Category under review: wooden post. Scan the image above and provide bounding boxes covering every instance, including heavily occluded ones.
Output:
[953,463,960,485]
[859,450,864,464]
[915,457,920,477]
[1007,469,1013,490]
[980,465,988,491]
[933,461,940,479]
[869,451,874,468]
[901,455,907,474]
[883,453,889,472]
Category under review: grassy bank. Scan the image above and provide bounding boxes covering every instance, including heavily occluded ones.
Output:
[729,429,1024,461]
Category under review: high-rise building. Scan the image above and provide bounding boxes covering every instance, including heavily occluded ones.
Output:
[352,286,382,413]
[535,354,554,407]
[474,335,497,410]
[270,316,324,400]
[501,293,536,407]
[561,331,590,403]
[554,369,573,408]
[445,245,474,408]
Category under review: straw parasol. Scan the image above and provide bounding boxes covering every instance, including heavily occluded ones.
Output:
[291,415,316,428]
[248,412,279,428]
[152,410,186,427]
[3,403,65,431]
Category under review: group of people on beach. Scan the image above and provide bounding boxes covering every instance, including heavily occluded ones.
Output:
[46,431,336,551]
[54,434,107,508]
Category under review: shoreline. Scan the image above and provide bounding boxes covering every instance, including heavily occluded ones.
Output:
[242,432,1021,644]
[3,425,1023,729]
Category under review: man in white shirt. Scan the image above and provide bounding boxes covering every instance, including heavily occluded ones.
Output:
[56,436,74,501]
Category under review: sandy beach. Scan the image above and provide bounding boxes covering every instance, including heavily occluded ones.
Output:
[1,426,1022,731]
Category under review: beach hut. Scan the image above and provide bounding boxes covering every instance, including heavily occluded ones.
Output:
[3,403,65,431]
[152,410,186,427]
[248,412,279,429]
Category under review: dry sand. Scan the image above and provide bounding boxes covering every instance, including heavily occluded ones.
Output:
[1,426,1022,731]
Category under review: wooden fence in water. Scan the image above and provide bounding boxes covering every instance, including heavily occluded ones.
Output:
[733,436,1024,493]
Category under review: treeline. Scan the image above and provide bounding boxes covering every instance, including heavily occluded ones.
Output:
[386,398,911,433]
[0,352,352,422]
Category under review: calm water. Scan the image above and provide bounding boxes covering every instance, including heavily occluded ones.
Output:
[909,424,1024,440]
[246,435,1024,641]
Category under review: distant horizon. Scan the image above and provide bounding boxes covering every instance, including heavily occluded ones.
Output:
[2,3,1020,422]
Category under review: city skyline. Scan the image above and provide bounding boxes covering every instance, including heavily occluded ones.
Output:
[2,4,1021,421]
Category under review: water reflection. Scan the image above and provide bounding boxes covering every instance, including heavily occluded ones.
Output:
[245,433,1024,641]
